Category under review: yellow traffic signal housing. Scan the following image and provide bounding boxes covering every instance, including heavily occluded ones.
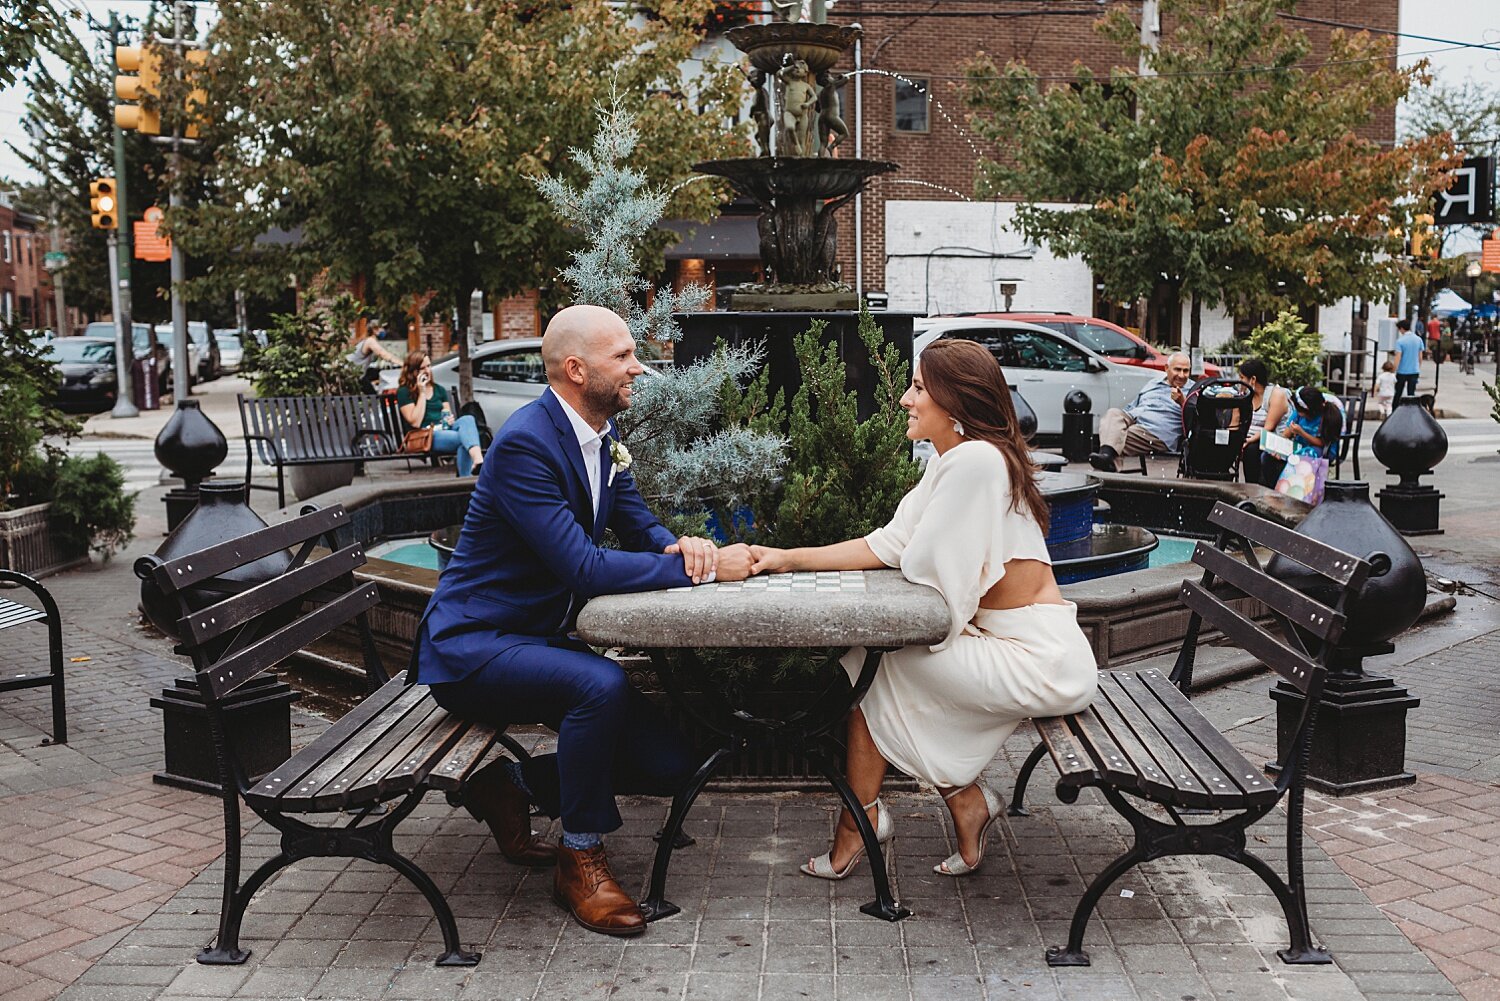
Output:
[1410,213,1438,260]
[115,45,161,135]
[184,48,209,139]
[89,178,118,230]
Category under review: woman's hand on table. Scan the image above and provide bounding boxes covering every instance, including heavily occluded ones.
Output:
[749,545,794,575]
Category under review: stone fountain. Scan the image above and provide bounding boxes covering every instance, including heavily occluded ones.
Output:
[675,2,907,417]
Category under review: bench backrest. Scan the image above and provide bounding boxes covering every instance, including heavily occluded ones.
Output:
[1333,390,1367,474]
[1171,502,1372,789]
[239,395,397,464]
[134,505,389,793]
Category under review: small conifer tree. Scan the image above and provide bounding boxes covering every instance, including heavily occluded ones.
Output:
[533,97,785,535]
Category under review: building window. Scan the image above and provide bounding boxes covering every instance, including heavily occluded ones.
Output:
[2,232,10,263]
[2,290,12,321]
[894,77,930,133]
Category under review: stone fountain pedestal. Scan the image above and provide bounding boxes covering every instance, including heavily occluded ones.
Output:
[676,310,917,422]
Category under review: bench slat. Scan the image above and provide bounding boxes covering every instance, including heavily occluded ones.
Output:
[1207,502,1369,590]
[427,722,500,792]
[1069,703,1149,794]
[1191,543,1346,644]
[151,507,349,591]
[1134,669,1280,806]
[0,603,46,629]
[288,696,446,811]
[1095,675,1215,808]
[1111,670,1262,806]
[1179,579,1321,693]
[1033,716,1097,784]
[247,673,417,803]
[201,583,380,700]
[178,542,368,646]
[375,711,473,798]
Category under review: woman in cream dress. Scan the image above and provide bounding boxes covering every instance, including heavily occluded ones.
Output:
[750,339,1098,877]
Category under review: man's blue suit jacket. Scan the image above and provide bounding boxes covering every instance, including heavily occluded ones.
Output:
[413,387,689,687]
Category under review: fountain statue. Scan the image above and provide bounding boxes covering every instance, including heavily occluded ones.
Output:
[692,5,897,309]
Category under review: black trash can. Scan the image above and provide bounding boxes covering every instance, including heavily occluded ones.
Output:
[132,356,159,410]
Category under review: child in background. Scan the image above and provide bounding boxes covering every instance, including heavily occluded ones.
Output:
[1374,357,1397,417]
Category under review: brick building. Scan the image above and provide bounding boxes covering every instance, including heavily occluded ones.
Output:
[0,194,64,332]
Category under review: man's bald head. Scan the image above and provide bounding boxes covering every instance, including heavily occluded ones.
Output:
[542,305,630,380]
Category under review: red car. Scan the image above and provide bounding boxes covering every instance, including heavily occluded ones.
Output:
[954,313,1222,378]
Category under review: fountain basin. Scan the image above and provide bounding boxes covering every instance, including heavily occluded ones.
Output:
[696,157,899,202]
[724,22,862,75]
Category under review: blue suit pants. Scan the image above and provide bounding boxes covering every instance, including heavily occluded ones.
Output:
[429,635,695,834]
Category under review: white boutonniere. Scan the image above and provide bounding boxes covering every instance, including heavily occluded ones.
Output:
[608,437,632,487]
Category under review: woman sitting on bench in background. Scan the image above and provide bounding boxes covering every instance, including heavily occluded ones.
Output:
[397,351,485,477]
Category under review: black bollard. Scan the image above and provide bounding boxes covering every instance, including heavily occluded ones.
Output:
[1061,390,1093,464]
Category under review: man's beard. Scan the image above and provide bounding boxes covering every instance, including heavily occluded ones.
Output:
[583,370,629,418]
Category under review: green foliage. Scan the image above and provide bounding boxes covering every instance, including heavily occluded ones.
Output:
[1,0,63,88]
[964,0,1459,344]
[1485,380,1500,427]
[248,294,367,398]
[0,319,79,508]
[1246,310,1323,390]
[48,454,136,558]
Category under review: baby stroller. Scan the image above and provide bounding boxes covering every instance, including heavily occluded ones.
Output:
[1178,378,1254,481]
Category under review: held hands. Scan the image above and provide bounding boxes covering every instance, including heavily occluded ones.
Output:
[665,538,755,584]
[748,545,793,575]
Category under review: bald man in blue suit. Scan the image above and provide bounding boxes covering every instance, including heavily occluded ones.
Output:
[415,305,753,936]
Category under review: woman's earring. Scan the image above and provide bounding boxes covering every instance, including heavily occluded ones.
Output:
[952,419,965,437]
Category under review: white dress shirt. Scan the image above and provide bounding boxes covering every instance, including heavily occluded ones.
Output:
[554,392,604,519]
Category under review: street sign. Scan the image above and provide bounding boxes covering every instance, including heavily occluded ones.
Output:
[1482,231,1500,273]
[133,205,171,262]
[1434,156,1495,227]
[41,251,67,271]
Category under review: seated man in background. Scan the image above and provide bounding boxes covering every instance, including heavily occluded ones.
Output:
[1089,352,1193,472]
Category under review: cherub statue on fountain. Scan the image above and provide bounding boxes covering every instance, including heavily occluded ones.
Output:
[777,59,818,157]
[817,71,848,155]
[745,67,773,157]
[770,0,828,24]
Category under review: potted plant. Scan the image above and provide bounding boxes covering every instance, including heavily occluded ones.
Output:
[244,293,369,500]
[0,320,136,574]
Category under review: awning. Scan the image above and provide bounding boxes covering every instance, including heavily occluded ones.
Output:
[659,215,760,260]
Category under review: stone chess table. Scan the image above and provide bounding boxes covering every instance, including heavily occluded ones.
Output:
[575,568,948,926]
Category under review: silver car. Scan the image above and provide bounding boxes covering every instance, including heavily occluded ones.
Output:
[428,338,549,431]
[914,318,1157,437]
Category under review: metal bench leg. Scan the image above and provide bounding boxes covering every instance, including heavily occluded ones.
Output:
[640,744,734,922]
[41,582,66,745]
[198,850,294,965]
[1008,742,1049,817]
[382,846,481,966]
[1047,841,1147,967]
[808,741,910,922]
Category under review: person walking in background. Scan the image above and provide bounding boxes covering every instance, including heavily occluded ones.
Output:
[1088,352,1193,472]
[1374,356,1397,417]
[1393,319,1423,404]
[349,324,399,393]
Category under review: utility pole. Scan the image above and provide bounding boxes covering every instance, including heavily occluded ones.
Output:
[109,13,139,418]
[161,0,192,404]
[47,216,69,338]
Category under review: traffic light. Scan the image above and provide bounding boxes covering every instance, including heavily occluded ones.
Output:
[89,178,118,230]
[184,48,208,139]
[1409,213,1438,260]
[115,45,161,135]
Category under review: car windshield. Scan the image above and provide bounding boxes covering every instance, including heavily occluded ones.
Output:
[215,334,240,347]
[49,339,115,364]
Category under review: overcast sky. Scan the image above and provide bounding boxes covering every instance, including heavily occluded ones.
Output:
[3,0,1497,187]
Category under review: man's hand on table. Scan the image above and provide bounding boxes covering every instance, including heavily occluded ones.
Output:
[715,544,754,582]
[666,536,718,584]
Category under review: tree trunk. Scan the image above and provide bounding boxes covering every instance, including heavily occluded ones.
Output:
[1189,292,1202,351]
[454,284,473,406]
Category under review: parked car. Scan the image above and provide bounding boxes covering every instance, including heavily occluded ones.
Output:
[914,318,1158,440]
[187,321,221,381]
[942,313,1221,378]
[83,321,173,396]
[214,330,244,374]
[153,323,204,386]
[47,335,118,412]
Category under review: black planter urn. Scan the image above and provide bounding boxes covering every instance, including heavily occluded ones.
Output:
[1371,395,1447,535]
[1266,480,1423,795]
[136,480,298,794]
[154,399,230,532]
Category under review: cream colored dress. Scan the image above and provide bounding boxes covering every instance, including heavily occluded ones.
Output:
[841,440,1098,788]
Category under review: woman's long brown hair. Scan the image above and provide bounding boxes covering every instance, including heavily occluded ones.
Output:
[398,350,428,394]
[917,338,1050,533]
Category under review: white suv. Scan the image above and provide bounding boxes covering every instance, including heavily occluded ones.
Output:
[914,317,1157,438]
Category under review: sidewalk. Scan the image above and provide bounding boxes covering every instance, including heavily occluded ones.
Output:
[81,376,253,442]
[0,417,1496,1000]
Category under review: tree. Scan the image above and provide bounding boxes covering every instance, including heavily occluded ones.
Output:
[964,0,1459,346]
[1,0,63,88]
[536,97,785,536]
[176,0,746,397]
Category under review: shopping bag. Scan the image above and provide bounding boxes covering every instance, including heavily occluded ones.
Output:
[1274,455,1329,506]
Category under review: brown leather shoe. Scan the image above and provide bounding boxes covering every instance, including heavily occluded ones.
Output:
[463,764,557,867]
[553,844,646,937]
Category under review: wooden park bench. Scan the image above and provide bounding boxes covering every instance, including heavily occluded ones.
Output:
[238,395,419,508]
[135,504,528,968]
[0,570,67,745]
[1007,501,1373,968]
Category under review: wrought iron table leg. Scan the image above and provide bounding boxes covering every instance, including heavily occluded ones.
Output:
[640,745,734,922]
[809,741,910,922]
